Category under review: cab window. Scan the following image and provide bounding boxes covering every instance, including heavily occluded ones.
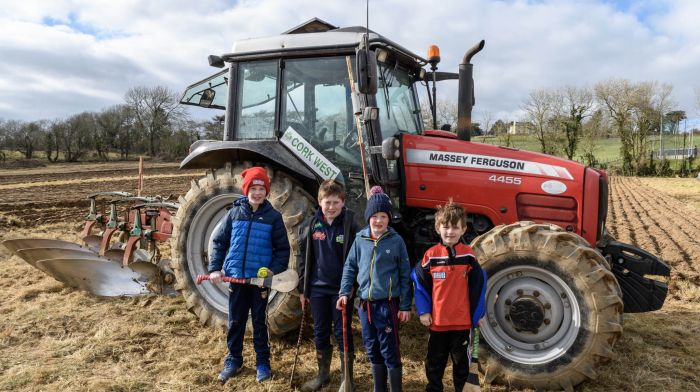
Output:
[234,61,277,140]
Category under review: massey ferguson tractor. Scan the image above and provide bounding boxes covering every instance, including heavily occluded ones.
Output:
[170,18,670,390]
[3,18,670,391]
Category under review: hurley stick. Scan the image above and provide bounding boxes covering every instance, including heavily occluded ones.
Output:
[289,299,308,387]
[341,300,351,392]
[464,327,481,392]
[196,269,298,293]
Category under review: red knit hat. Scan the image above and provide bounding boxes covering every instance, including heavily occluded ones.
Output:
[241,167,270,195]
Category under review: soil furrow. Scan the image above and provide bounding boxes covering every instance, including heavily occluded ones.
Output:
[617,179,693,264]
[621,179,700,266]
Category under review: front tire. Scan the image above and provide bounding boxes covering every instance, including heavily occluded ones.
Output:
[170,163,314,335]
[471,222,623,391]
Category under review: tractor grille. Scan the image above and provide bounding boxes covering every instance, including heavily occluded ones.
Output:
[516,193,578,230]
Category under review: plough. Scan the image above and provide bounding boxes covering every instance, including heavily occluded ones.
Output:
[3,186,180,296]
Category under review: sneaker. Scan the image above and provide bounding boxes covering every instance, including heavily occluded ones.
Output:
[256,364,272,382]
[218,356,241,383]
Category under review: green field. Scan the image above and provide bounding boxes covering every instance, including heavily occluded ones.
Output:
[473,134,697,167]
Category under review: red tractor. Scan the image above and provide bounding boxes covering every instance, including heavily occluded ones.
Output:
[175,18,669,390]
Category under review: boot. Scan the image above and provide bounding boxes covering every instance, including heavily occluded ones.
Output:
[388,367,402,392]
[338,352,355,392]
[371,363,388,392]
[301,349,332,392]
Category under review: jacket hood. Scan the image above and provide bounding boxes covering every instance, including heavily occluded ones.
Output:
[358,225,397,239]
[234,197,272,213]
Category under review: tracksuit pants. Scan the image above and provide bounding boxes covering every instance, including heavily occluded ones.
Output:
[358,298,402,369]
[309,292,354,353]
[226,284,270,367]
[425,329,471,392]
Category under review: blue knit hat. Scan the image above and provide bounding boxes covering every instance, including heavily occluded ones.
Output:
[364,186,393,223]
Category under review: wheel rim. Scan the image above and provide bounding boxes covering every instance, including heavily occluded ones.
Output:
[481,264,581,365]
[185,193,240,314]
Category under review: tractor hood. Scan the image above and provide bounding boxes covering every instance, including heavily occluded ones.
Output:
[401,133,602,244]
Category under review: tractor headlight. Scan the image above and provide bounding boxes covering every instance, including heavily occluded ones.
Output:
[381,136,400,160]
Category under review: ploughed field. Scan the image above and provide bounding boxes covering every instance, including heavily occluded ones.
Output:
[1,162,699,391]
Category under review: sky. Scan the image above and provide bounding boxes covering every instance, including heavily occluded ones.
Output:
[1,0,699,125]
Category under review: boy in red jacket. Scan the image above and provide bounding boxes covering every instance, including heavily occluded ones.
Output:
[411,200,487,392]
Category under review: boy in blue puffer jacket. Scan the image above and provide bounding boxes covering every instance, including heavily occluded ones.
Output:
[337,186,413,392]
[208,166,290,384]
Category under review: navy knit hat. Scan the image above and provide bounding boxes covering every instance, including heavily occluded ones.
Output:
[364,186,393,223]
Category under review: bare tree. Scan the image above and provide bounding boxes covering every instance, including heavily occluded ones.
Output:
[202,115,225,140]
[595,79,637,173]
[522,89,557,153]
[12,120,43,159]
[630,82,673,170]
[124,86,185,156]
[492,119,513,147]
[45,120,65,162]
[553,86,594,160]
[478,110,493,135]
[96,105,130,160]
[0,119,8,162]
[578,109,607,166]
[435,99,458,131]
[62,112,94,162]
[162,119,199,159]
[419,98,458,131]
[596,79,674,174]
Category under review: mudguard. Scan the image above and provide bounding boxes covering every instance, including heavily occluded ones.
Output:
[599,239,670,313]
[180,140,316,181]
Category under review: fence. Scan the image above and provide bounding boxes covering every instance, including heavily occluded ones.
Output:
[653,147,698,160]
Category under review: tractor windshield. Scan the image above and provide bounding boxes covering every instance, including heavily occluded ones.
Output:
[376,62,422,139]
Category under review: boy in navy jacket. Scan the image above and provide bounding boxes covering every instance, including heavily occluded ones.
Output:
[412,200,487,392]
[297,180,360,391]
[208,166,290,384]
[337,186,412,392]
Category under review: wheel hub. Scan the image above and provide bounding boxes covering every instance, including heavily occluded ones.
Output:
[482,267,581,365]
[509,297,545,333]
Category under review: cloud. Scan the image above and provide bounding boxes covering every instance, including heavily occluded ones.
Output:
[0,0,698,122]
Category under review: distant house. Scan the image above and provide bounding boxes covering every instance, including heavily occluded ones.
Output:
[508,121,533,135]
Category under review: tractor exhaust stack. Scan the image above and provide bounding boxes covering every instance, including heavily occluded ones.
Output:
[457,40,485,141]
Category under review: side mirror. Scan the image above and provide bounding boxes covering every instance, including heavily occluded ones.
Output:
[356,49,378,95]
[199,88,216,108]
[208,55,225,68]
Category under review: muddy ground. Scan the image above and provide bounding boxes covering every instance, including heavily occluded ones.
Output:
[1,163,699,391]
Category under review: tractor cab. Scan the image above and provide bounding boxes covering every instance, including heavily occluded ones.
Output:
[180,20,427,216]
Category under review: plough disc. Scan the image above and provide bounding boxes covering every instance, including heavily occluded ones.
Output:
[15,247,96,272]
[82,235,103,251]
[102,248,150,264]
[2,238,85,254]
[36,258,160,296]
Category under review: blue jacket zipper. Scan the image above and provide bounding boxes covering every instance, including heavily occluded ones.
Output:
[240,208,255,277]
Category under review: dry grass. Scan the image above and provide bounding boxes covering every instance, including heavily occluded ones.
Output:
[0,173,195,190]
[3,228,699,392]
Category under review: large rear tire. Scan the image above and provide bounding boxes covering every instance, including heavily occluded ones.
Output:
[170,163,314,335]
[471,222,623,391]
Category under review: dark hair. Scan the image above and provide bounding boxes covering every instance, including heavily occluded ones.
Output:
[318,179,345,201]
[434,199,467,231]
